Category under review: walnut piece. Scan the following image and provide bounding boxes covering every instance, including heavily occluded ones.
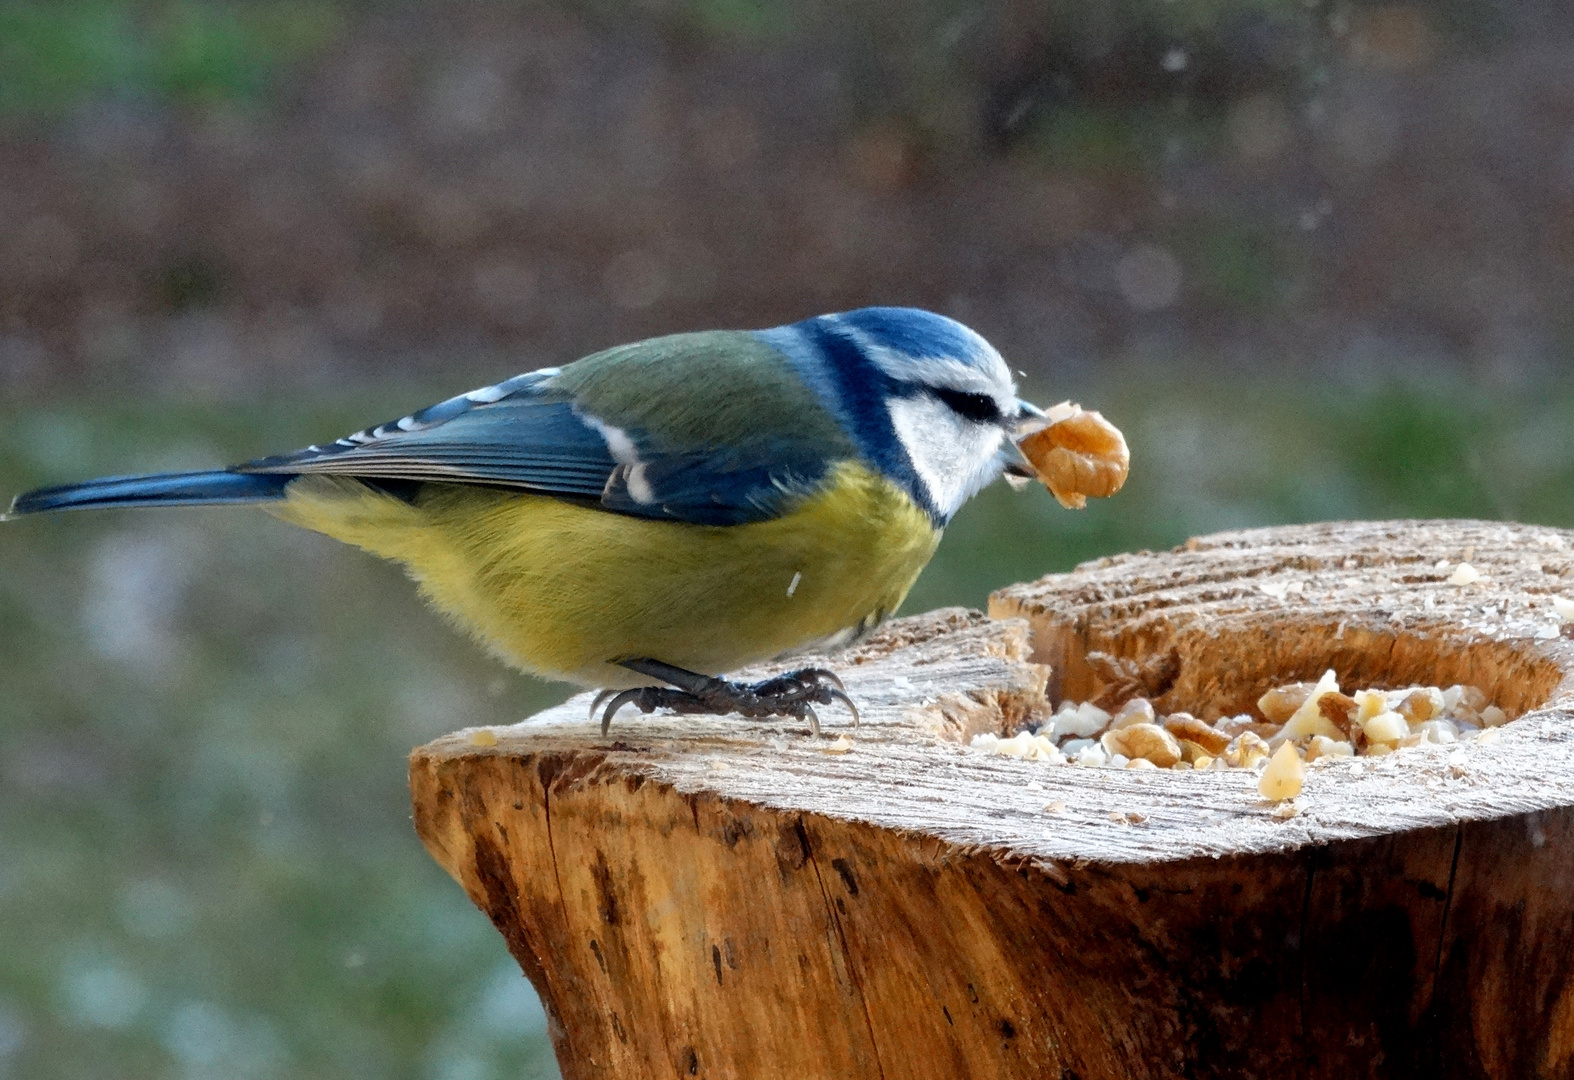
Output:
[1017,402,1130,510]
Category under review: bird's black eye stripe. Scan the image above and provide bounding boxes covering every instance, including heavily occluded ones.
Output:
[931,387,1002,424]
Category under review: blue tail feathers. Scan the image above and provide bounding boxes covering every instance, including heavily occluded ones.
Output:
[6,470,293,517]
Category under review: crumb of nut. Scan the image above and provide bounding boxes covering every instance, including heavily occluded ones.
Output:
[1306,735,1355,762]
[1354,689,1388,723]
[1414,719,1459,745]
[1258,682,1315,724]
[1317,692,1358,735]
[1110,697,1157,730]
[1281,670,1348,740]
[1475,727,1501,744]
[1361,710,1408,745]
[1271,801,1300,820]
[1480,705,1508,728]
[1016,402,1130,510]
[1396,688,1443,725]
[1043,800,1066,814]
[1164,713,1231,755]
[1225,731,1272,768]
[1049,701,1111,740]
[1126,757,1159,770]
[1216,714,1280,739]
[822,734,854,753]
[1448,562,1483,586]
[468,728,499,747]
[1102,722,1183,768]
[1258,741,1306,801]
[1555,596,1574,623]
[1073,743,1109,767]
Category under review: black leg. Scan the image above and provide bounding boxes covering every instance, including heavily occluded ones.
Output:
[593,659,859,737]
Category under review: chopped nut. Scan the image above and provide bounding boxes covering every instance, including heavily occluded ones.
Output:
[1453,685,1488,713]
[1448,562,1483,586]
[1480,705,1508,728]
[1258,741,1306,801]
[1306,735,1355,761]
[1554,596,1574,624]
[1043,800,1066,814]
[1225,732,1271,768]
[1414,720,1459,745]
[1396,688,1443,725]
[1192,753,1215,770]
[1362,711,1408,745]
[1126,757,1159,770]
[822,734,854,754]
[1101,722,1183,768]
[1272,801,1300,820]
[1354,689,1388,723]
[468,728,499,747]
[1163,713,1231,755]
[1258,682,1315,724]
[1073,743,1109,767]
[1281,671,1348,740]
[1016,403,1130,510]
[1110,697,1157,730]
[1316,692,1358,735]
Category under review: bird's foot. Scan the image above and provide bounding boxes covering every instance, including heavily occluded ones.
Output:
[591,658,859,737]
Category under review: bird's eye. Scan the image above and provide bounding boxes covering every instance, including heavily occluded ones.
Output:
[931,387,1001,424]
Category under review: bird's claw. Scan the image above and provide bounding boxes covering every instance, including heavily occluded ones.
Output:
[597,662,859,737]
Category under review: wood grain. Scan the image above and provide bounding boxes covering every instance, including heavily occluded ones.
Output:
[410,520,1574,1079]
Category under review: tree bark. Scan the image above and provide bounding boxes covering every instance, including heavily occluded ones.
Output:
[409,520,1574,1079]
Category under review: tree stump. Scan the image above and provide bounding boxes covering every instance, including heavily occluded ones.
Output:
[409,520,1574,1080]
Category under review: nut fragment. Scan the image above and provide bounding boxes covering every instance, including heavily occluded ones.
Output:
[1163,713,1231,755]
[1258,682,1315,724]
[1396,688,1442,725]
[1362,710,1408,745]
[1259,741,1305,801]
[1306,735,1355,761]
[1102,723,1183,768]
[1280,670,1348,740]
[1110,697,1157,730]
[1225,732,1272,768]
[1017,402,1130,510]
[1317,692,1358,735]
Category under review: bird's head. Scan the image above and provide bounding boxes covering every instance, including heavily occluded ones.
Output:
[759,306,1042,526]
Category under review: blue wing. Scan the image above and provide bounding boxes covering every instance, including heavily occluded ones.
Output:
[237,366,833,527]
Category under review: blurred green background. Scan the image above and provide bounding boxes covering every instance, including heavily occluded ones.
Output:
[3,1,1574,1078]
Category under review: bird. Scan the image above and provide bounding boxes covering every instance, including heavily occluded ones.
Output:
[7,307,1047,736]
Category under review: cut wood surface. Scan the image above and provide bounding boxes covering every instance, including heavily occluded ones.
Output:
[410,520,1574,1080]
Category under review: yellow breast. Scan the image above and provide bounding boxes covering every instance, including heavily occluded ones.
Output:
[269,462,940,687]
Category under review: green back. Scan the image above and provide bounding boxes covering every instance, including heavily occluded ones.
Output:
[552,330,856,458]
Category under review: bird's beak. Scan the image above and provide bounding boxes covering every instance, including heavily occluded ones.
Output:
[1011,398,1047,437]
[999,399,1046,488]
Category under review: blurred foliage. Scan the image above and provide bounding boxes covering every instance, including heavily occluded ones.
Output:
[4,373,1574,1078]
[0,1,342,117]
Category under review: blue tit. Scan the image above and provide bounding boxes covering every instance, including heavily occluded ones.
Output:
[7,307,1046,733]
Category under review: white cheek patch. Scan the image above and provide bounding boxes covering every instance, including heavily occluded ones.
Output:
[580,413,656,504]
[886,395,1005,520]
